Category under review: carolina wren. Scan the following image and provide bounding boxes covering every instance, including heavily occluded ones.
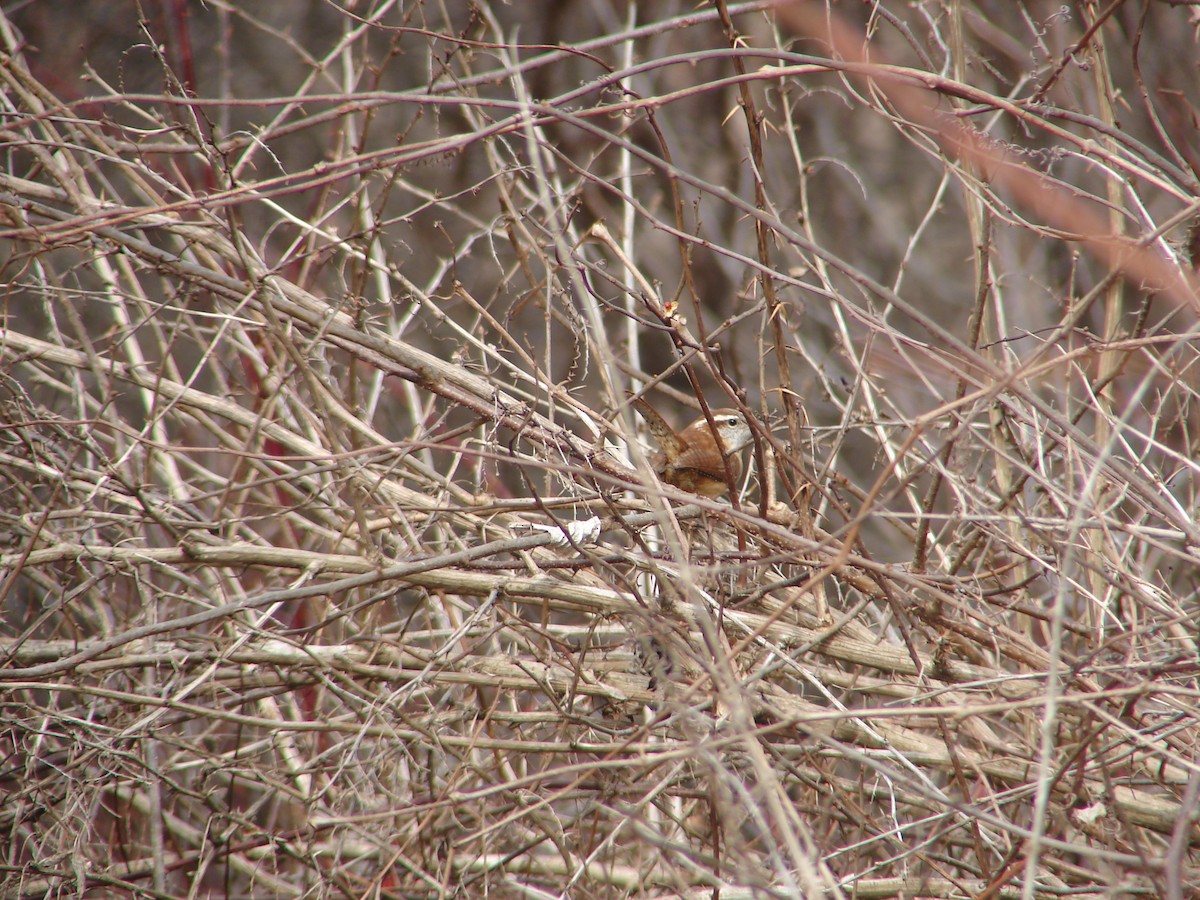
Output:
[629,396,753,498]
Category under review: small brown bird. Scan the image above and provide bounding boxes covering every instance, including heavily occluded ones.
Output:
[629,396,753,498]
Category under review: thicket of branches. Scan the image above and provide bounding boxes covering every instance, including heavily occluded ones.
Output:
[2,1,1199,897]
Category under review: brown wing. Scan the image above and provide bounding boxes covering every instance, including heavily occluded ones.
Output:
[668,445,743,483]
[672,412,744,481]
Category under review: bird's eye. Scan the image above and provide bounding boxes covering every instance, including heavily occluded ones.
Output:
[725,417,739,427]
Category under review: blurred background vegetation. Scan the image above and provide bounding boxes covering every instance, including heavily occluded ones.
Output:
[2,1,1199,897]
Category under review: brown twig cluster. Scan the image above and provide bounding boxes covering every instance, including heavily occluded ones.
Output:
[1,2,1199,898]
